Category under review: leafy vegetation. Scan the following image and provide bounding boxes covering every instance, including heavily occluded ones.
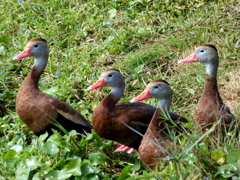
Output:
[0,0,239,179]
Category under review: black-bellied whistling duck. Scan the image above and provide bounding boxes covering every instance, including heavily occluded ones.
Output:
[131,79,186,171]
[14,38,92,137]
[178,44,235,133]
[87,69,187,154]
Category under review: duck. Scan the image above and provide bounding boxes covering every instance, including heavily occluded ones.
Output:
[87,69,187,154]
[14,38,93,137]
[131,79,187,171]
[178,44,235,134]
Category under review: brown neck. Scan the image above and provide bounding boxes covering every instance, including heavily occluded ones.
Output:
[202,75,223,105]
[148,108,166,134]
[22,67,43,89]
[100,93,119,110]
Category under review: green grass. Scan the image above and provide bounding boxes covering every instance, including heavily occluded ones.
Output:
[0,0,240,179]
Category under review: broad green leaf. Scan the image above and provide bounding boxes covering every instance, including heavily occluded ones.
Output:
[182,153,197,165]
[100,141,113,149]
[3,149,17,167]
[47,133,62,145]
[15,163,30,180]
[46,170,72,180]
[43,142,59,155]
[4,149,17,160]
[82,174,99,180]
[57,170,72,180]
[64,158,82,176]
[24,146,35,153]
[108,9,117,19]
[0,46,4,53]
[131,159,141,171]
[118,165,132,180]
[85,133,94,141]
[38,132,49,143]
[68,130,78,137]
[226,150,240,168]
[81,161,100,174]
[88,152,107,165]
[43,87,58,96]
[45,170,58,180]
[216,164,237,178]
[26,157,39,170]
[211,150,225,165]
[10,144,23,154]
[32,172,42,180]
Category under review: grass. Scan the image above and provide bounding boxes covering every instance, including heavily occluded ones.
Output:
[0,0,240,179]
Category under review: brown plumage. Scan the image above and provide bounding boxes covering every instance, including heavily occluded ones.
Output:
[138,108,172,171]
[14,38,93,137]
[87,69,187,153]
[131,80,186,171]
[178,44,235,133]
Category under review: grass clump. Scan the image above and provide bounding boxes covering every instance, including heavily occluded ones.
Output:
[0,0,239,179]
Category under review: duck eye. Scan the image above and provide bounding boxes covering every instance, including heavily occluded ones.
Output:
[34,44,39,48]
[108,74,113,77]
[200,49,204,53]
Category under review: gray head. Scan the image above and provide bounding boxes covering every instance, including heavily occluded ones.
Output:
[148,80,172,101]
[88,69,125,90]
[195,44,218,66]
[99,69,125,88]
[178,44,219,77]
[131,79,172,111]
[13,38,49,71]
[14,38,49,59]
[87,69,125,100]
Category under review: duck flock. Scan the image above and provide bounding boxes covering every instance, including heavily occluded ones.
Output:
[13,38,238,171]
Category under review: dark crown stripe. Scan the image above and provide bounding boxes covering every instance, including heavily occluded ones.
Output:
[105,68,120,73]
[203,44,217,52]
[151,79,169,85]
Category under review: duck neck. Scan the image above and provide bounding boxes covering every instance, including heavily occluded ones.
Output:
[34,56,48,72]
[203,74,223,105]
[110,84,125,103]
[23,56,48,89]
[150,108,167,134]
[158,97,171,113]
[205,62,218,79]
[101,84,125,109]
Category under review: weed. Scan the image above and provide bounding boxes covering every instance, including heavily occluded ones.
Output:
[0,0,239,179]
